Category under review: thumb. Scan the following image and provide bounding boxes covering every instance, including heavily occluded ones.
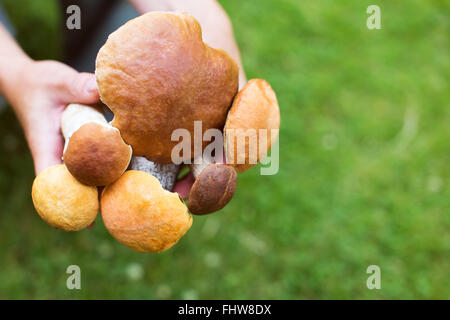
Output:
[60,72,99,105]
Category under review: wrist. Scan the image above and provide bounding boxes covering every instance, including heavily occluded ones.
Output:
[0,55,33,102]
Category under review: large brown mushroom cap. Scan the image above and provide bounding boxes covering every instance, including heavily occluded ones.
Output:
[64,122,132,186]
[101,170,192,253]
[96,12,239,163]
[31,164,99,231]
[224,79,280,172]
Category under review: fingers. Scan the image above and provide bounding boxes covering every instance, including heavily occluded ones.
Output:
[60,72,99,105]
[32,132,64,175]
[173,172,195,199]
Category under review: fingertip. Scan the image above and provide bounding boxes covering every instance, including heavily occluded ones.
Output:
[67,73,99,105]
[85,75,98,95]
[34,139,64,176]
[82,74,100,102]
[34,155,62,176]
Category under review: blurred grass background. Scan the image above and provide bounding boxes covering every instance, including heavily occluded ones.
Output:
[0,0,448,299]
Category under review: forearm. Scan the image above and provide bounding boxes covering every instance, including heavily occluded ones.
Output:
[129,0,247,87]
[0,24,34,118]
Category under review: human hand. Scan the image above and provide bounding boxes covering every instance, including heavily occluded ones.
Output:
[4,60,99,174]
[2,58,197,199]
[3,59,197,199]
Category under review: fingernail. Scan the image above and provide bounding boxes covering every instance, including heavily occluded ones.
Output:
[86,77,98,94]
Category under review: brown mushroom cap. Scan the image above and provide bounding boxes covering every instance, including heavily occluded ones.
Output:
[101,170,192,253]
[96,12,239,163]
[188,164,237,215]
[224,79,280,173]
[31,164,99,231]
[64,122,132,186]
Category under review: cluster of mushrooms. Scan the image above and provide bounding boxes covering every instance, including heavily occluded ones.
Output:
[31,12,280,253]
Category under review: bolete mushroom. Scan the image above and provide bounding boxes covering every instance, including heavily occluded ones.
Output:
[224,79,280,172]
[188,155,237,215]
[61,103,132,186]
[101,170,192,253]
[95,12,239,163]
[31,164,99,231]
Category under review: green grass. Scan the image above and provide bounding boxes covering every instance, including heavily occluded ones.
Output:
[0,0,448,299]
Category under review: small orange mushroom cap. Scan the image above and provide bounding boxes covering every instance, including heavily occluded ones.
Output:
[101,170,192,253]
[224,79,280,172]
[31,164,99,231]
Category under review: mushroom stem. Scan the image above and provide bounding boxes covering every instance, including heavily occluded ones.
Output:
[190,154,215,179]
[130,156,180,191]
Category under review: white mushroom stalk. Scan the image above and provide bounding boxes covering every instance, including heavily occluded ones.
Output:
[130,156,180,191]
[189,154,215,179]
